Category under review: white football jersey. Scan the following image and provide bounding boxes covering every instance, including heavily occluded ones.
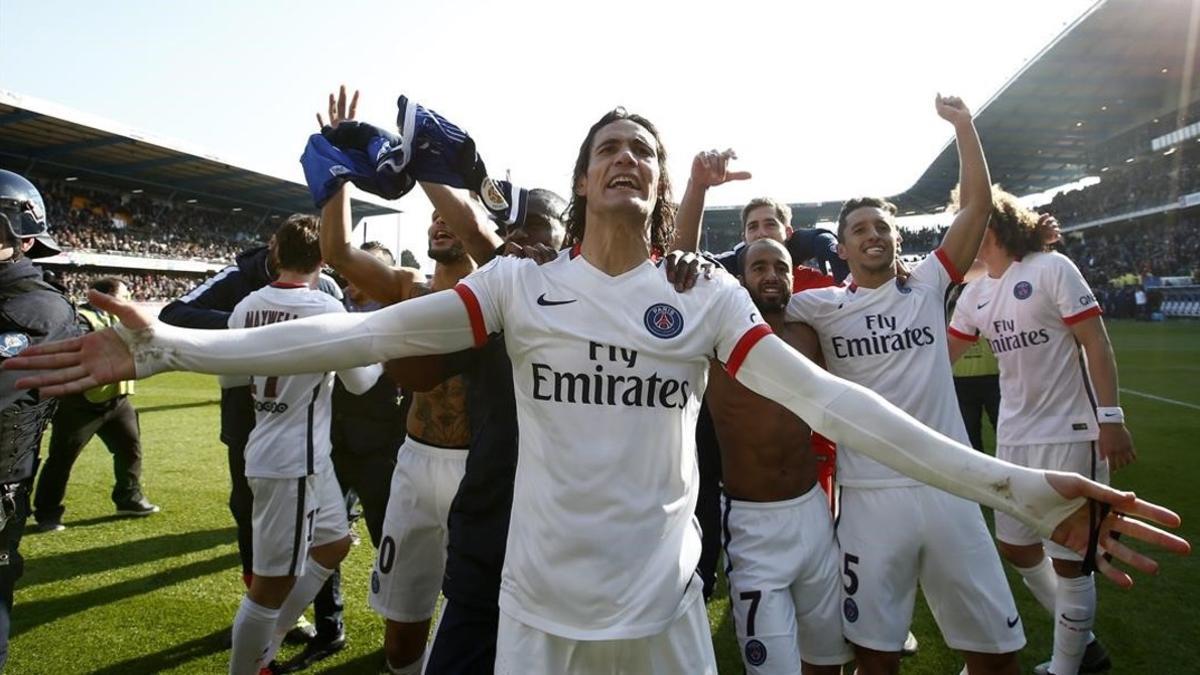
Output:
[949,251,1101,445]
[457,249,768,640]
[229,283,347,479]
[786,249,969,487]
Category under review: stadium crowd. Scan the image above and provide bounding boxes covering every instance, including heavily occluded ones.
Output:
[37,179,272,262]
[1046,144,1199,224]
[1065,215,1200,287]
[48,268,212,304]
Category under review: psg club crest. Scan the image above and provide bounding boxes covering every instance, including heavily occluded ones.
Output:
[744,639,768,666]
[895,278,913,294]
[643,303,684,339]
[0,332,30,358]
[843,597,859,623]
[1013,281,1033,300]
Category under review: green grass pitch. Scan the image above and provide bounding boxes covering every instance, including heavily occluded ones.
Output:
[11,320,1198,673]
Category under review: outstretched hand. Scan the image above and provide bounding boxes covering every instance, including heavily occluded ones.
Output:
[690,148,751,190]
[317,84,359,130]
[1046,472,1189,588]
[3,289,145,397]
[934,93,972,125]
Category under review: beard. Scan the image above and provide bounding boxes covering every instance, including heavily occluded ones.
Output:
[428,241,466,263]
[750,287,790,314]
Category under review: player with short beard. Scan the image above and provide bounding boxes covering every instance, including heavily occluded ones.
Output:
[315,88,477,675]
[321,192,474,675]
[707,238,850,675]
[7,104,1188,675]
[784,96,1025,675]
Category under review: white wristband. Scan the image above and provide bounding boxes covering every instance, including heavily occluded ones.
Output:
[1096,406,1125,424]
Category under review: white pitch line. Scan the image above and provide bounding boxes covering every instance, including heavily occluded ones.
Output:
[1120,388,1200,411]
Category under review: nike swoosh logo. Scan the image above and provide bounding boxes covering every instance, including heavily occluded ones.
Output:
[977,301,991,309]
[1006,616,1020,628]
[536,293,577,307]
[1060,613,1091,624]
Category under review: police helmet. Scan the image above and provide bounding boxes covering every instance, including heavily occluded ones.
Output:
[0,169,59,259]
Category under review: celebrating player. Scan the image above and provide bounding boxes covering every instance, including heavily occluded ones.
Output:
[223,215,381,675]
[948,191,1132,675]
[783,95,1025,675]
[707,238,850,674]
[5,106,1188,675]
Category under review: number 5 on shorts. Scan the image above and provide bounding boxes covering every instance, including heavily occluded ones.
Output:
[843,553,859,595]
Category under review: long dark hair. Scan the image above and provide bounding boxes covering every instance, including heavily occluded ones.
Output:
[563,108,675,252]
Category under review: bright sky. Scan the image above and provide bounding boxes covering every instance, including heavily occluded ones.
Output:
[0,0,1094,270]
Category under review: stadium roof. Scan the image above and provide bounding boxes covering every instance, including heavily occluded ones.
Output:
[891,0,1200,213]
[0,89,400,218]
[703,0,1200,229]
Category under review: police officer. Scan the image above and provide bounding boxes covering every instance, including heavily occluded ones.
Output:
[33,276,158,532]
[0,169,78,669]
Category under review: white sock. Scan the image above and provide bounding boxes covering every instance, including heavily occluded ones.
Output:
[230,596,280,675]
[265,559,336,664]
[1049,573,1096,675]
[388,648,426,674]
[1015,556,1058,615]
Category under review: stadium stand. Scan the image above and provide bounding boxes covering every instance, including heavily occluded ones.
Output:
[0,89,399,299]
[698,0,1200,319]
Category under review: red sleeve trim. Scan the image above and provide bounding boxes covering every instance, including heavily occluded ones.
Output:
[1062,305,1102,326]
[934,247,965,284]
[453,284,488,348]
[725,323,773,379]
[947,326,979,343]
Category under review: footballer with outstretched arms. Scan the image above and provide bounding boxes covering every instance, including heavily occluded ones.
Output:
[706,237,849,675]
[317,87,475,675]
[222,215,381,675]
[6,106,1189,675]
[948,195,1132,675]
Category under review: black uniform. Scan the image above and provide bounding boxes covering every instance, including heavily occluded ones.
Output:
[425,337,516,675]
[0,258,79,669]
[329,374,404,547]
[711,227,850,283]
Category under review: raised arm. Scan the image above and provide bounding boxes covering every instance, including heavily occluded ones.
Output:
[671,149,751,252]
[730,333,1187,586]
[320,184,423,305]
[420,181,503,265]
[936,94,992,275]
[5,288,476,397]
